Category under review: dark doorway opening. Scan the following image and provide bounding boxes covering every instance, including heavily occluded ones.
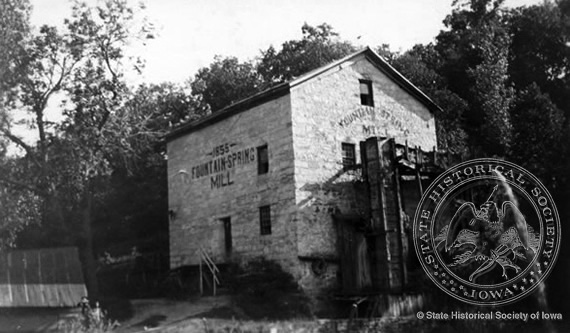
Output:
[221,217,232,255]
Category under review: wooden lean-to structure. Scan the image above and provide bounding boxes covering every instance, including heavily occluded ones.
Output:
[0,247,87,307]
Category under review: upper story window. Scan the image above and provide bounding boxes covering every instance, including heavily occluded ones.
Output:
[257,145,269,174]
[341,142,356,170]
[359,80,374,107]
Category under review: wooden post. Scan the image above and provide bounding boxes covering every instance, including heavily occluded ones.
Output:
[416,146,422,167]
[199,253,203,296]
[361,138,405,292]
[415,168,423,197]
[213,273,216,296]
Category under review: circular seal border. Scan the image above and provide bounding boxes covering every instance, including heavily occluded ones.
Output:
[412,158,561,306]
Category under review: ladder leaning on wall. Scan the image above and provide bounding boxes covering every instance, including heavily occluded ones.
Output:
[198,247,220,296]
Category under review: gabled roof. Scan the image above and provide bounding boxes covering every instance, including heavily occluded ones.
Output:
[166,47,442,141]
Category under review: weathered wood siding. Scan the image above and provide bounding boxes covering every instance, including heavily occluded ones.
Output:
[0,247,87,307]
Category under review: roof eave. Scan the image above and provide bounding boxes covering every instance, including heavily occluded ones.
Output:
[361,48,444,115]
[166,46,444,141]
[166,82,290,141]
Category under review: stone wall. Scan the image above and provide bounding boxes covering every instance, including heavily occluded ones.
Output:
[289,54,437,292]
[167,94,298,269]
[167,52,439,299]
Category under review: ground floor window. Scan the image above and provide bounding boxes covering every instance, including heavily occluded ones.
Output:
[259,205,271,235]
[221,216,232,254]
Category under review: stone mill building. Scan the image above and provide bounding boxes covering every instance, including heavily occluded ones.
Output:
[166,47,445,308]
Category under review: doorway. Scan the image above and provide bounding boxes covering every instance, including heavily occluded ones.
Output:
[220,217,232,256]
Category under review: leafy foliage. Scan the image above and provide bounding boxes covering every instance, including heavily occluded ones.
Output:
[509,84,566,189]
[191,56,262,112]
[190,23,356,112]
[391,44,469,154]
[389,0,569,193]
[466,20,513,156]
[226,259,312,319]
[0,0,31,100]
[257,23,356,84]
[0,0,163,298]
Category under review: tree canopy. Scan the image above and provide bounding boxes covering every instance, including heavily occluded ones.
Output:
[190,23,357,112]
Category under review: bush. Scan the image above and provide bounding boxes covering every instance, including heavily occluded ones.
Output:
[225,258,312,320]
[59,299,120,333]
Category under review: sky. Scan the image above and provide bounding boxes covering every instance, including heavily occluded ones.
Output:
[29,0,545,85]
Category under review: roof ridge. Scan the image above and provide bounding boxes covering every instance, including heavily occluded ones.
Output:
[166,46,442,140]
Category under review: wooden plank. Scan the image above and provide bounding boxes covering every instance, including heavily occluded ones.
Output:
[0,253,11,306]
[68,248,85,284]
[361,138,407,292]
[335,218,354,292]
[37,250,45,306]
[355,233,371,290]
[54,250,67,283]
[25,250,42,306]
[61,248,75,306]
[10,251,26,306]
[40,250,59,306]
[0,247,86,307]
[6,253,13,306]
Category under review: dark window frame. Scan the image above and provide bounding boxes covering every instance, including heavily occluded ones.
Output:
[220,216,232,254]
[341,142,356,170]
[359,80,374,107]
[259,205,271,235]
[257,145,269,175]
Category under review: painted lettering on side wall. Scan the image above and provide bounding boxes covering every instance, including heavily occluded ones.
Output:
[363,124,410,136]
[190,143,256,190]
[338,106,412,136]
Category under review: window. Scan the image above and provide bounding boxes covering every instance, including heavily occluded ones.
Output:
[221,217,232,254]
[257,145,269,174]
[259,205,271,235]
[359,80,374,106]
[342,142,356,170]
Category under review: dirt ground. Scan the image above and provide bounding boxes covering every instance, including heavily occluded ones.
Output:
[116,296,232,332]
[0,296,231,333]
[1,297,568,333]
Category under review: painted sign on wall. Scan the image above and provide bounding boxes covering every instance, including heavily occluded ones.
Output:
[190,142,256,189]
[338,106,412,136]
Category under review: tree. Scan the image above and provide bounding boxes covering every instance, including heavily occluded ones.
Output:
[507,2,570,119]
[0,0,30,97]
[434,0,514,156]
[190,23,357,113]
[257,23,356,84]
[190,56,262,112]
[509,84,566,189]
[0,0,37,248]
[466,20,513,156]
[0,0,155,298]
[88,83,204,267]
[391,44,469,154]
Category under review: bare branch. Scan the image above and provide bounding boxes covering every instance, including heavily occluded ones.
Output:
[1,130,34,155]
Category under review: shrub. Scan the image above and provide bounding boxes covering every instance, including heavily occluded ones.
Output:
[225,258,312,319]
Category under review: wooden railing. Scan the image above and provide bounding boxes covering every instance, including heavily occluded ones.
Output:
[198,247,220,296]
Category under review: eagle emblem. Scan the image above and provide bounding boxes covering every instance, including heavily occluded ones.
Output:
[434,185,539,282]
